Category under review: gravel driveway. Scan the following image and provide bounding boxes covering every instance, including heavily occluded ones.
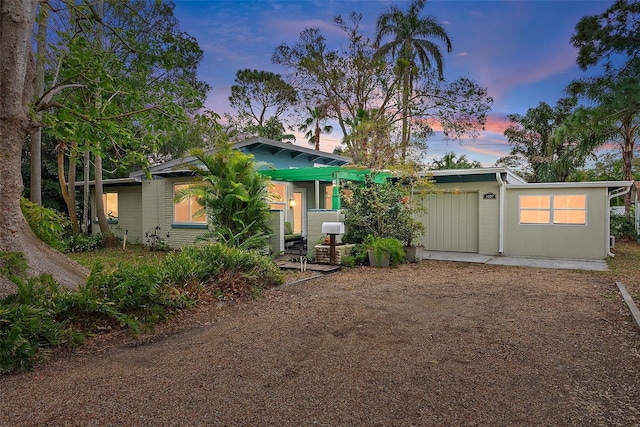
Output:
[1,261,639,426]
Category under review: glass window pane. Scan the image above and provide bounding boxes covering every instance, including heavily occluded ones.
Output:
[554,210,586,225]
[554,195,585,209]
[174,198,191,222]
[520,195,550,209]
[520,210,550,224]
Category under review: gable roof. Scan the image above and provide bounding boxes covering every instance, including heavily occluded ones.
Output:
[129,137,351,179]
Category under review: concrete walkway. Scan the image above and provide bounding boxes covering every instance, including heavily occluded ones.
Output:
[422,250,609,272]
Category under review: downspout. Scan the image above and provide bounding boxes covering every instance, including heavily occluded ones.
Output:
[607,186,632,257]
[496,172,505,254]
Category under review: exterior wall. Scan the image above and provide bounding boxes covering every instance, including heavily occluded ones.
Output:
[418,181,502,255]
[268,210,285,254]
[308,209,344,248]
[91,185,143,244]
[141,177,206,249]
[504,187,608,260]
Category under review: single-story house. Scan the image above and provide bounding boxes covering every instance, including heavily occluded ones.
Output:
[83,137,350,250]
[84,138,635,260]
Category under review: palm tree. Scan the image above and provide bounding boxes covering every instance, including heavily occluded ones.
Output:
[375,0,452,162]
[298,106,333,150]
[430,152,482,170]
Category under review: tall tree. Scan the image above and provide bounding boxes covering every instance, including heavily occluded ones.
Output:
[40,0,209,237]
[571,0,640,212]
[503,98,591,182]
[298,106,333,150]
[227,69,297,141]
[375,0,452,162]
[0,0,87,289]
[273,12,490,168]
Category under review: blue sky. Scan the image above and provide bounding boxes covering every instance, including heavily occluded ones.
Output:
[173,0,614,166]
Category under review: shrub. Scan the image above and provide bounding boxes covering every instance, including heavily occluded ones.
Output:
[63,233,103,253]
[365,236,406,266]
[21,198,70,251]
[611,211,637,240]
[341,174,425,246]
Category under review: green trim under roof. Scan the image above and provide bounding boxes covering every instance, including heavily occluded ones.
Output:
[259,166,391,183]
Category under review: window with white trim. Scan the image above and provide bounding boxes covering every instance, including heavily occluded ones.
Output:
[519,195,586,225]
[174,183,206,224]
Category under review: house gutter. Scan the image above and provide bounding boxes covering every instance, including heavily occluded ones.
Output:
[496,172,505,254]
[607,185,632,257]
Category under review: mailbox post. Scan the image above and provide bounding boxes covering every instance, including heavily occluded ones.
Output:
[321,222,345,265]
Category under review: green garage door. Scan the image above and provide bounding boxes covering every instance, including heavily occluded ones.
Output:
[422,192,478,252]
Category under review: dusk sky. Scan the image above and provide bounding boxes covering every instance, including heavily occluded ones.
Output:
[172,0,614,166]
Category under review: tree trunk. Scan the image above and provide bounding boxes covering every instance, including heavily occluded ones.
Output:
[29,2,47,205]
[0,0,88,292]
[621,116,636,214]
[57,141,81,234]
[82,150,90,234]
[94,153,118,246]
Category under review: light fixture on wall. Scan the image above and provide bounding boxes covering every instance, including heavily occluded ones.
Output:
[289,198,296,208]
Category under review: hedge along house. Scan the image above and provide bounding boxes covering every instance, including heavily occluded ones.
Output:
[418,168,635,260]
[80,137,350,249]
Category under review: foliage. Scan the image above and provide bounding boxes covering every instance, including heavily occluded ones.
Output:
[430,152,482,170]
[610,211,637,240]
[364,236,406,266]
[20,198,69,251]
[501,98,594,183]
[341,174,425,246]
[569,0,640,212]
[63,233,104,253]
[145,226,170,252]
[375,0,452,160]
[227,69,297,142]
[298,106,333,150]
[1,243,283,374]
[273,12,492,168]
[177,143,273,250]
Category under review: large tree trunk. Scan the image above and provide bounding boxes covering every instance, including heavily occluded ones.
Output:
[0,0,88,293]
[82,150,90,234]
[94,153,118,247]
[57,140,81,234]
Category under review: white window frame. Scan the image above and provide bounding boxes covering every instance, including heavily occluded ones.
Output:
[519,194,587,226]
[173,183,207,224]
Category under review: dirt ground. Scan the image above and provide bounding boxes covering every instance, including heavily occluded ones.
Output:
[1,260,640,426]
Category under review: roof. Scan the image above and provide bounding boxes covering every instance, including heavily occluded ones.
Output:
[129,137,351,178]
[505,181,634,189]
[424,167,527,184]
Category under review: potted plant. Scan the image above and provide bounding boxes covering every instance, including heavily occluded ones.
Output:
[398,218,425,263]
[365,236,405,267]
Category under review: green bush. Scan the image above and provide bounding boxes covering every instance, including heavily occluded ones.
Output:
[341,175,424,246]
[611,212,637,240]
[365,236,406,266]
[64,233,104,253]
[20,198,70,251]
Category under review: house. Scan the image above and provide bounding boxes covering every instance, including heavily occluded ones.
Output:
[418,168,635,260]
[85,137,350,249]
[87,140,634,260]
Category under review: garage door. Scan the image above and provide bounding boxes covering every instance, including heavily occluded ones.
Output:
[421,192,478,252]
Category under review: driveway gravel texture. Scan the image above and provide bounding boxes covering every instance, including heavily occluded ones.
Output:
[1,260,639,426]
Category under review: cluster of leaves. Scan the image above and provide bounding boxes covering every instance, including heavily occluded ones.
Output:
[611,211,638,240]
[341,174,425,246]
[20,198,70,251]
[0,244,283,374]
[177,142,273,251]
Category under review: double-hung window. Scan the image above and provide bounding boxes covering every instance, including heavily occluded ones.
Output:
[519,195,586,225]
[174,183,206,224]
[102,193,119,221]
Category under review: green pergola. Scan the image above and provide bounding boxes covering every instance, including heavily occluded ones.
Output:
[259,166,391,209]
